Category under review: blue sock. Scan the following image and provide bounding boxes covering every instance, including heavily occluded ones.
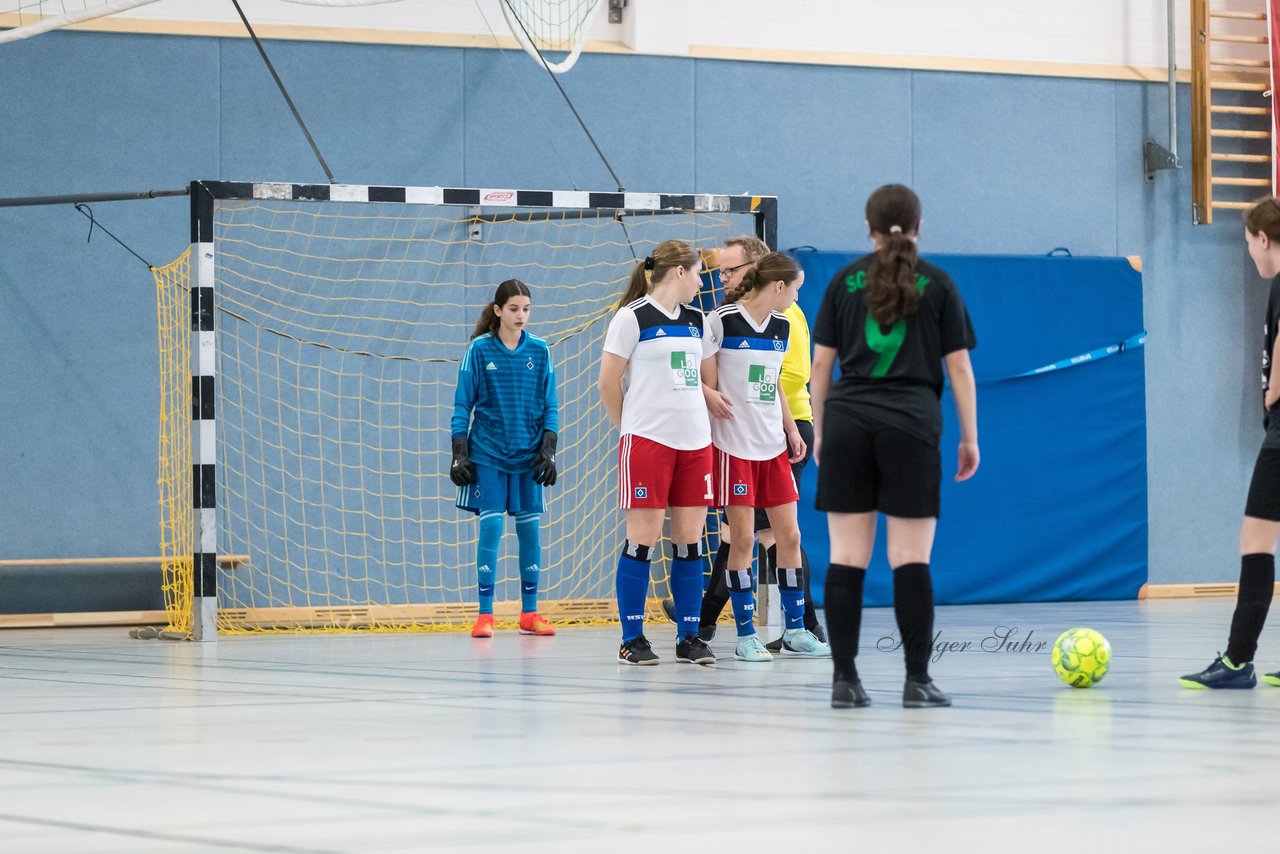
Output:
[778,565,805,630]
[616,541,652,641]
[515,513,541,613]
[476,512,503,614]
[725,567,756,637]
[670,543,704,640]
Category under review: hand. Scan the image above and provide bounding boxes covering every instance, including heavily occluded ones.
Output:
[1267,390,1280,410]
[955,439,980,482]
[532,430,558,487]
[786,428,807,463]
[449,436,476,486]
[704,387,734,420]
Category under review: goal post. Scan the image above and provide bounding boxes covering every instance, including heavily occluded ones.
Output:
[155,179,776,641]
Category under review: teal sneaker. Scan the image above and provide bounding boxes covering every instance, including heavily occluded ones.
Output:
[1262,670,1280,687]
[1179,654,1256,689]
[735,634,773,662]
[780,628,831,657]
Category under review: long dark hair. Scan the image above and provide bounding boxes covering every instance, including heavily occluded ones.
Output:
[618,239,699,308]
[472,279,532,339]
[865,184,923,327]
[724,252,800,304]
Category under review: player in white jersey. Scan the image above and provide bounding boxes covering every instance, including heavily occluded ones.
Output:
[598,239,725,666]
[704,252,823,661]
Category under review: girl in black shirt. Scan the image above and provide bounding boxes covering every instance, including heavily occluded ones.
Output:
[1180,198,1280,689]
[811,184,979,708]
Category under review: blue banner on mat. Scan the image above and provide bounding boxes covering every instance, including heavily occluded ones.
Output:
[790,250,1149,607]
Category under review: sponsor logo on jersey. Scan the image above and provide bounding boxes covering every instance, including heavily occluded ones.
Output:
[486,362,498,371]
[733,483,748,496]
[655,328,667,337]
[670,352,699,387]
[738,340,750,349]
[748,364,778,402]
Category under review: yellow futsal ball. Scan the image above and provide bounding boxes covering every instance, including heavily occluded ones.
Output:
[1052,628,1111,688]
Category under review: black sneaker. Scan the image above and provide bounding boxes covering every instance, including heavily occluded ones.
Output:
[1179,654,1256,689]
[675,633,716,665]
[698,623,716,642]
[903,677,951,708]
[764,636,784,653]
[810,623,828,644]
[618,635,660,666]
[660,597,677,624]
[831,677,869,709]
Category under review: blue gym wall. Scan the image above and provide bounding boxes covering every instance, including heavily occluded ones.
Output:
[0,31,1264,596]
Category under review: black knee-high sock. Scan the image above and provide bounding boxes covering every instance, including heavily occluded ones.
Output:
[1225,553,1275,664]
[767,544,819,632]
[824,564,866,681]
[893,563,934,681]
[700,540,731,628]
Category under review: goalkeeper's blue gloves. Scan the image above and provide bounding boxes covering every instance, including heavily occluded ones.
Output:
[532,431,558,487]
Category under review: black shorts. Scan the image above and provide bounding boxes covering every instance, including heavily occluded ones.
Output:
[1245,446,1280,521]
[815,416,940,518]
[720,420,814,532]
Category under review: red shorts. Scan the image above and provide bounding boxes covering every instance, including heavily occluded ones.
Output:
[618,435,714,509]
[714,447,799,508]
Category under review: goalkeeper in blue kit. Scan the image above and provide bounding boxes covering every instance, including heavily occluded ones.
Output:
[450,279,560,638]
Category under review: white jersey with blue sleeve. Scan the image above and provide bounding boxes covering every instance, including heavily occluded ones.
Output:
[602,295,712,450]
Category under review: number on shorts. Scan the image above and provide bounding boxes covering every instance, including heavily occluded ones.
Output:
[703,473,713,500]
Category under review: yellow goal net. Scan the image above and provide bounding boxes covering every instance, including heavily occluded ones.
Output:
[153,181,775,636]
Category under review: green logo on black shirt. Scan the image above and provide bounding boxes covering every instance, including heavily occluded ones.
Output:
[846,270,929,377]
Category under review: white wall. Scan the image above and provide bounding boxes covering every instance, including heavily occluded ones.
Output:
[11,0,1268,79]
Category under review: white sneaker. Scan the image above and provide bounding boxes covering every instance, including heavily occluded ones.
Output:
[735,634,773,662]
[781,628,831,657]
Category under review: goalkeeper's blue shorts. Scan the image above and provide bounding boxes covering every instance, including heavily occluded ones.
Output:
[455,463,545,516]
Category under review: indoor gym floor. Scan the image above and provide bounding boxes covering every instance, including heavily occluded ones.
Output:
[0,598,1276,852]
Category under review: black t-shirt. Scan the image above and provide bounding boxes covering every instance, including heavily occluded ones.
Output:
[813,254,976,442]
[1263,274,1280,446]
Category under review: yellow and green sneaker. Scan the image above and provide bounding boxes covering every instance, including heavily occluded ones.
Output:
[1179,654,1256,689]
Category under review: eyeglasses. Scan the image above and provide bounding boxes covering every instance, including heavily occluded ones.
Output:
[719,263,750,278]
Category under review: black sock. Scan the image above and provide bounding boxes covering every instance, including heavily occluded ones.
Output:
[700,540,731,628]
[767,544,820,633]
[1225,553,1275,665]
[893,563,934,681]
[824,564,866,681]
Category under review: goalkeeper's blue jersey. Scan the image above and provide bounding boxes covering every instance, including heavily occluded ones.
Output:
[451,331,559,473]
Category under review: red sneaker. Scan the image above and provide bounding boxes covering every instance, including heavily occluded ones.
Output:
[518,612,556,636]
[471,614,495,638]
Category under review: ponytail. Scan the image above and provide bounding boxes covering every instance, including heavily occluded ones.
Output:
[472,278,532,339]
[864,184,923,327]
[617,239,699,308]
[724,252,800,304]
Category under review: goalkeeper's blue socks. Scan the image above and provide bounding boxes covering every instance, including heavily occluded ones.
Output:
[616,541,652,641]
[476,512,503,614]
[515,512,541,612]
[778,565,806,630]
[669,542,704,640]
